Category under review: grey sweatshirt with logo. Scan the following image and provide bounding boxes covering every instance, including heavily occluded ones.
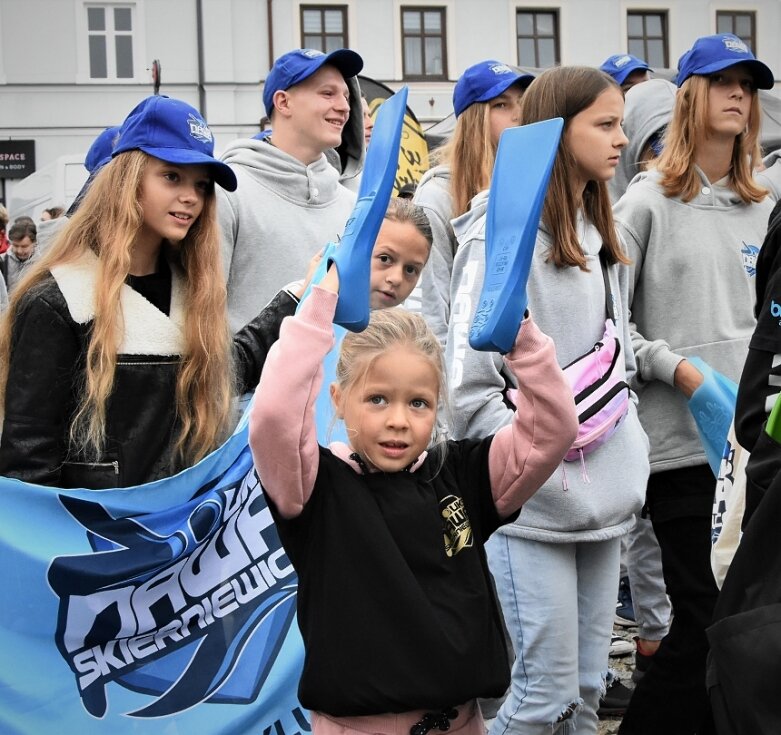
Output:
[613,168,774,472]
[406,164,457,351]
[445,190,648,542]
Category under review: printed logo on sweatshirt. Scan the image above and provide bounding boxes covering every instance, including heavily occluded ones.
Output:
[440,494,473,557]
[771,300,781,324]
[741,242,759,276]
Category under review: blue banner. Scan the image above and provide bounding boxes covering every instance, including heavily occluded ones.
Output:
[0,414,309,735]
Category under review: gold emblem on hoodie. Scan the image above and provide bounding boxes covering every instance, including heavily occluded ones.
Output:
[440,494,473,557]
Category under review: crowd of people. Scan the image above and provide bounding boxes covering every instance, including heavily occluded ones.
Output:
[1,31,779,735]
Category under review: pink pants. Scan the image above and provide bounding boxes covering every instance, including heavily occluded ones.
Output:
[311,700,483,735]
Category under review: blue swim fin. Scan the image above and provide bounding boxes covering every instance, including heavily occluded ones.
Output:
[328,86,409,332]
[469,118,563,354]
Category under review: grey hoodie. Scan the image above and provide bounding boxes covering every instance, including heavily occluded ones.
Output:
[406,164,457,350]
[445,190,648,542]
[217,139,356,332]
[608,79,676,203]
[614,168,774,472]
[756,149,781,202]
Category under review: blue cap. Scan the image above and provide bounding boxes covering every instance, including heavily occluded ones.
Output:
[599,54,652,85]
[677,34,774,89]
[85,126,121,173]
[112,96,237,191]
[263,48,363,116]
[453,60,534,117]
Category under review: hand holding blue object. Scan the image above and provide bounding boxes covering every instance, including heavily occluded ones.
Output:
[327,87,409,332]
[469,118,563,354]
[687,356,738,476]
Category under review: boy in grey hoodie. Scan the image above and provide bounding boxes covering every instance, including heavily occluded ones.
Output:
[217,49,363,332]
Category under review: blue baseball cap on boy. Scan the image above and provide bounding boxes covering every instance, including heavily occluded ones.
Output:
[453,60,534,118]
[599,54,652,85]
[677,33,774,89]
[112,95,237,191]
[85,126,121,173]
[263,48,364,117]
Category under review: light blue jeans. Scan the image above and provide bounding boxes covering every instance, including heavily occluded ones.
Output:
[486,533,621,735]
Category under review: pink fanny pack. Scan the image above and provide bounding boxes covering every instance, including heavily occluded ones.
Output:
[561,254,630,462]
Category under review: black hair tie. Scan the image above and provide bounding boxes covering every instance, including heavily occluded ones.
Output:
[409,707,459,735]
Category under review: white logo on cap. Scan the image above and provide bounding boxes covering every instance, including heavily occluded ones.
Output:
[723,36,748,53]
[490,63,514,75]
[187,113,212,144]
[303,49,325,59]
[614,55,632,68]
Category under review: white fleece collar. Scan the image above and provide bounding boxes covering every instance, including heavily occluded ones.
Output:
[50,249,186,356]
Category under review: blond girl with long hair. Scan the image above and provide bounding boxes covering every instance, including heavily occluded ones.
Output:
[0,96,300,489]
[410,60,532,350]
[612,34,776,735]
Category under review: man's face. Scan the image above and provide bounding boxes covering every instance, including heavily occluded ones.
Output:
[280,65,351,154]
[10,236,35,261]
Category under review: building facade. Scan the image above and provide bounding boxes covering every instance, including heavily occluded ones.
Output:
[0,0,779,205]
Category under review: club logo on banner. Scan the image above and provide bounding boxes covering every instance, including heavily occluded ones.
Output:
[47,465,297,719]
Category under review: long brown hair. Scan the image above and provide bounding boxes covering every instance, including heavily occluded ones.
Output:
[521,66,629,270]
[0,150,234,466]
[656,74,766,203]
[435,102,495,218]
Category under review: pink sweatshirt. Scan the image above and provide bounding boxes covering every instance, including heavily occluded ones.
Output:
[250,286,577,520]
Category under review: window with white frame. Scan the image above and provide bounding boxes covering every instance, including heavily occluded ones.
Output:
[86,4,135,79]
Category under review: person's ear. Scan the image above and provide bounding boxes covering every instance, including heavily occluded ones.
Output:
[330,383,344,418]
[273,90,293,118]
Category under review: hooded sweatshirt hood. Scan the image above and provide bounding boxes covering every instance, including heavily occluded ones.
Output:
[220,137,344,204]
[326,75,366,192]
[609,79,677,203]
[756,148,781,203]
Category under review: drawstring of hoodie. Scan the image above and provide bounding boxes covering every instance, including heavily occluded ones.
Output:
[561,450,591,489]
[579,448,591,484]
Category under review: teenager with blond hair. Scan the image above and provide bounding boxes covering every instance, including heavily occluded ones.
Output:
[613,34,776,734]
[0,96,300,489]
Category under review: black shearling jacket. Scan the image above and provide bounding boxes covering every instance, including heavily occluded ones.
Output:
[0,253,297,489]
